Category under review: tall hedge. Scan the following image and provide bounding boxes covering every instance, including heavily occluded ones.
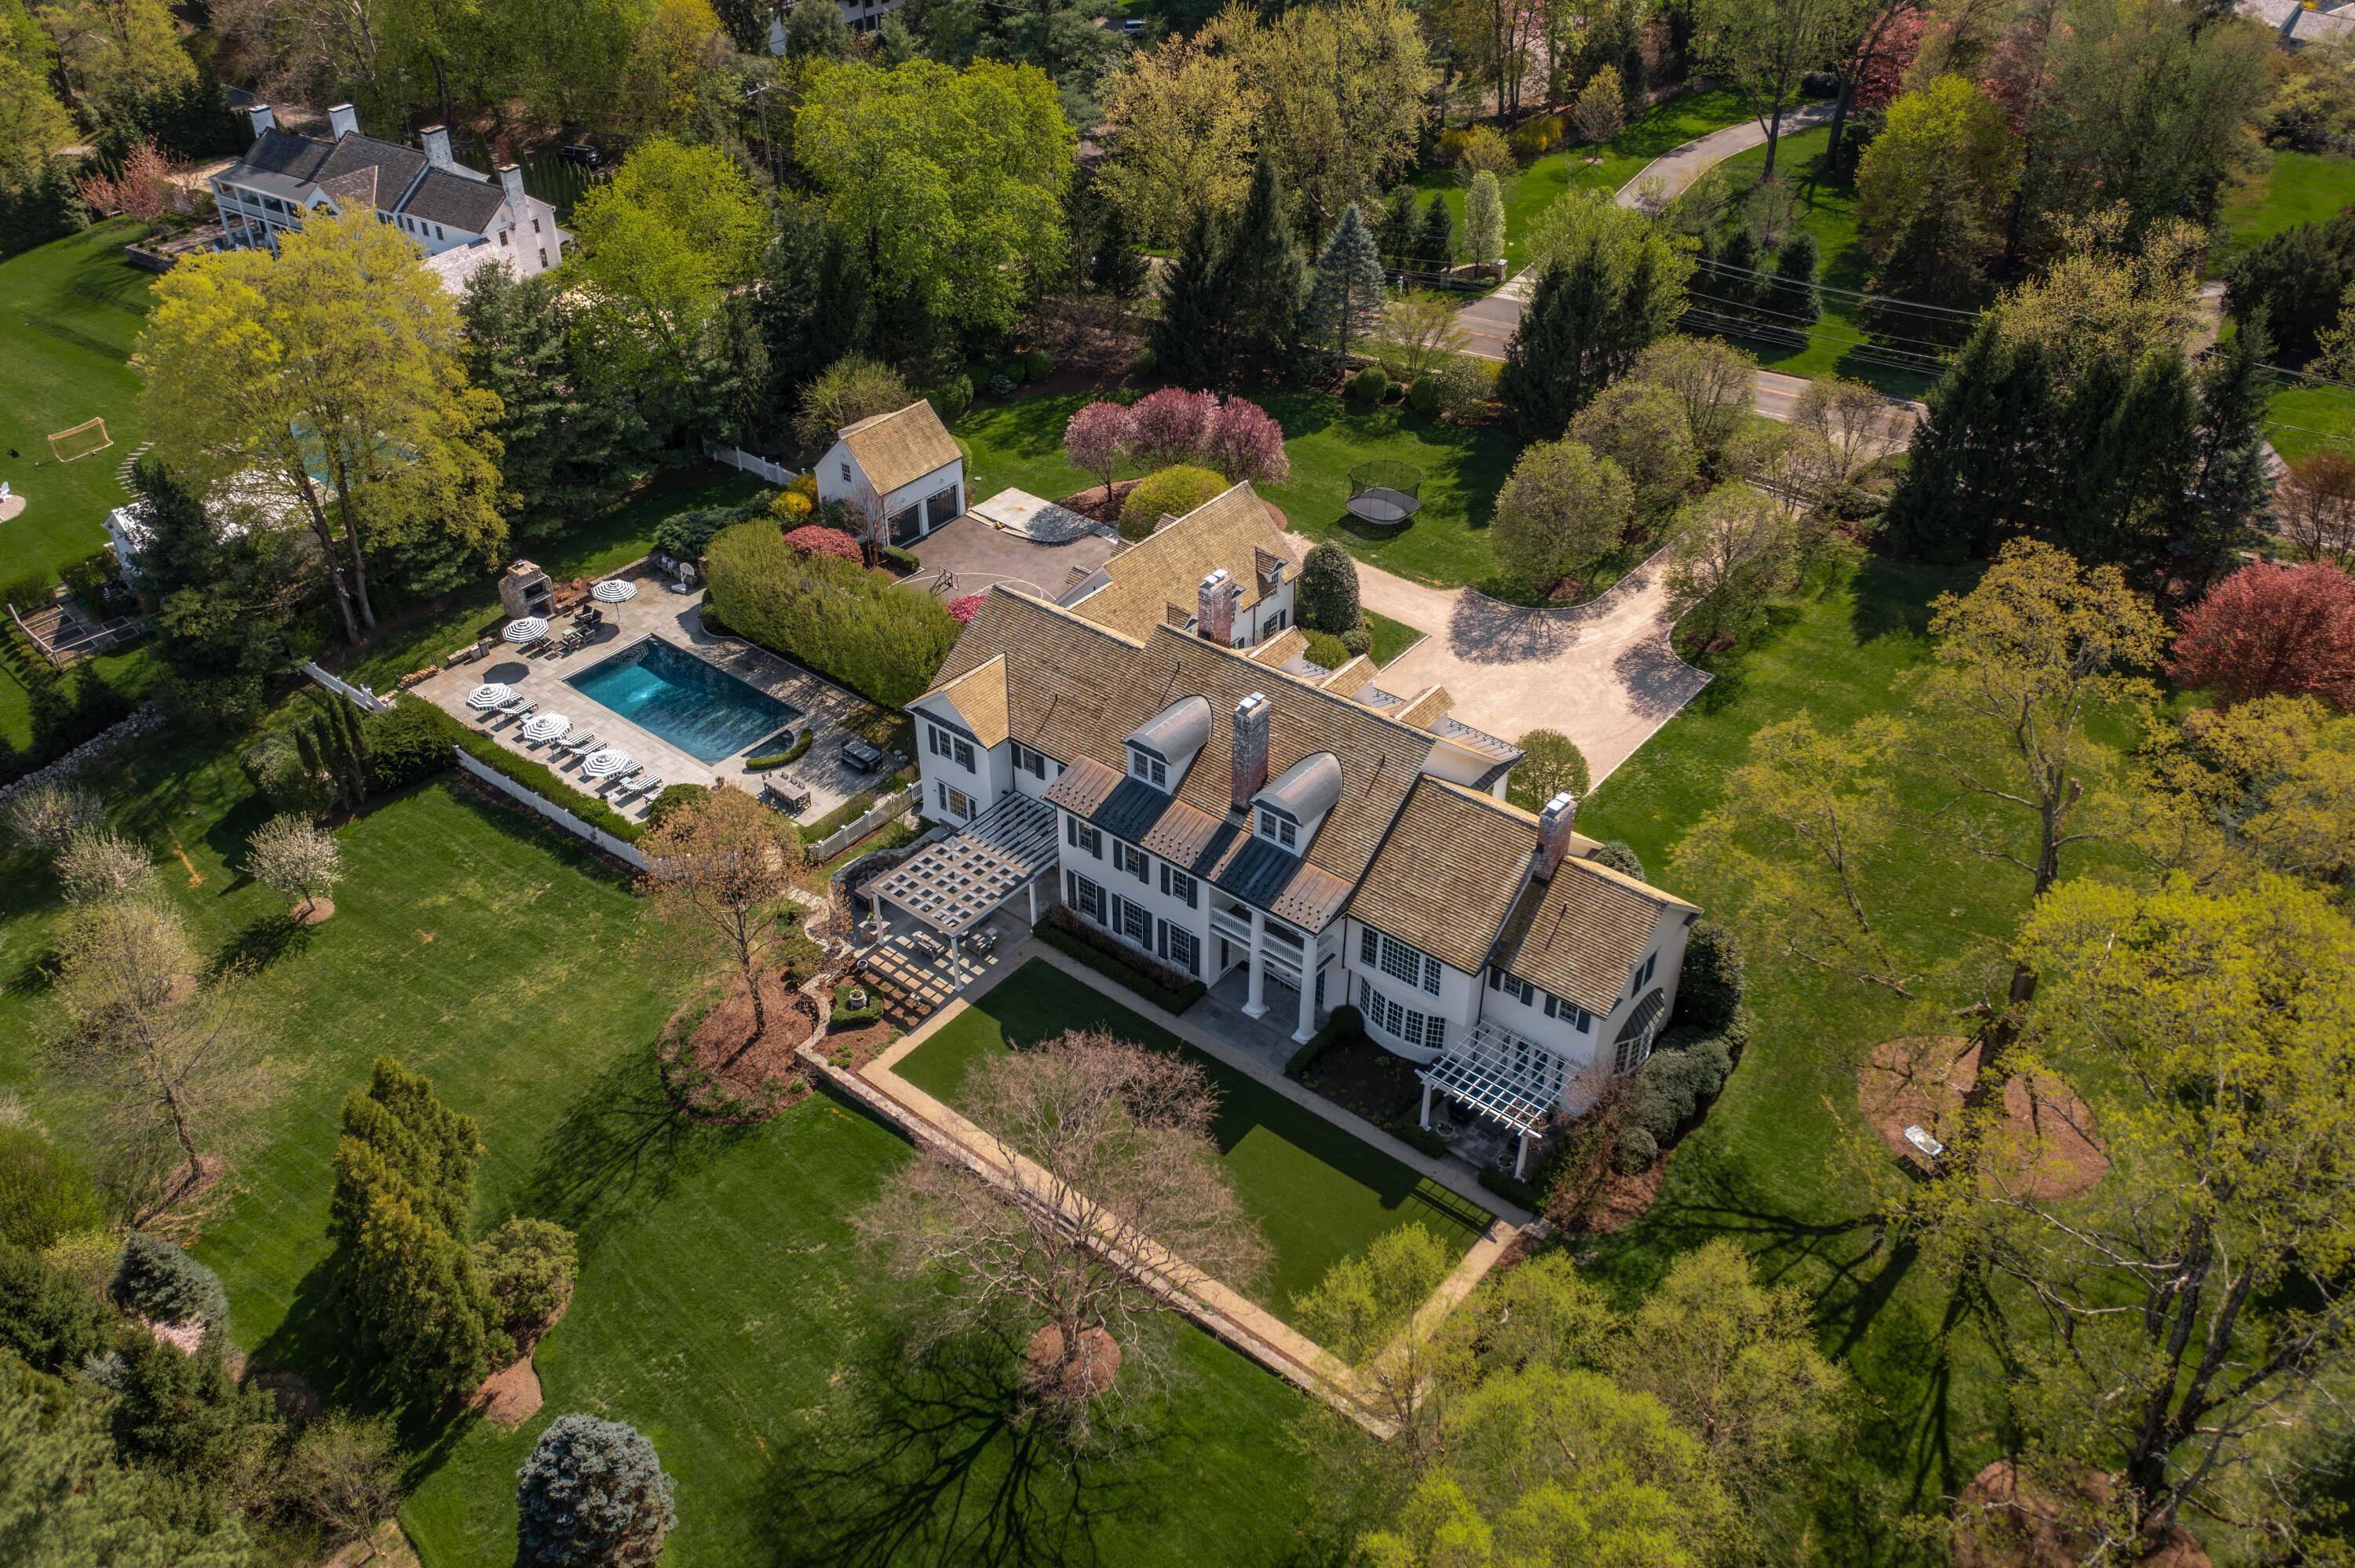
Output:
[1297,541,1361,634]
[703,523,962,708]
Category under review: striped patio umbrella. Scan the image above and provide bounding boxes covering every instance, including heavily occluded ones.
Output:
[523,713,571,744]
[502,617,550,644]
[582,749,636,779]
[465,683,514,709]
[592,578,637,603]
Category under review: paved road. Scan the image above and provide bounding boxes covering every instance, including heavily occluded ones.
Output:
[1357,554,1711,785]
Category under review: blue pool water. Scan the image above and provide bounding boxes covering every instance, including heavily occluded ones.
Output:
[564,638,800,764]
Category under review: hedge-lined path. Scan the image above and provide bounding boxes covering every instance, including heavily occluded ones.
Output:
[1356,549,1710,784]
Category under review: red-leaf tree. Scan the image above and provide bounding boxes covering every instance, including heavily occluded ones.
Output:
[946,593,984,624]
[1062,401,1134,505]
[77,139,188,224]
[1128,388,1219,469]
[782,524,863,563]
[2168,561,2355,710]
[1205,396,1291,486]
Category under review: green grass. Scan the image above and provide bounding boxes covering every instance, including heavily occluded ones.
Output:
[1363,607,1424,665]
[330,466,769,692]
[1704,126,1941,400]
[0,736,1345,1566]
[895,960,1494,1316]
[955,388,1523,591]
[2216,148,2355,270]
[2263,377,2355,465]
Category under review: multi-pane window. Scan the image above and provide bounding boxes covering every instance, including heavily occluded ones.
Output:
[1614,1030,1652,1075]
[1367,930,1443,996]
[1159,923,1199,976]
[1128,748,1168,789]
[1628,951,1658,998]
[1159,865,1197,908]
[935,782,972,820]
[1115,841,1148,882]
[1541,993,1595,1033]
[1068,871,1106,924]
[1356,978,1447,1054]
[1119,899,1152,948]
[1012,742,1049,779]
[1256,808,1298,849]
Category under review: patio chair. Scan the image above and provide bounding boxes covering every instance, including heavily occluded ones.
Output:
[910,929,945,959]
[601,768,645,796]
[556,732,603,759]
[623,776,663,804]
[492,695,532,718]
[495,700,538,726]
[761,776,811,815]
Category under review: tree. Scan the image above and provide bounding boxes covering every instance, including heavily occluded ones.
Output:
[1297,540,1361,634]
[1693,0,1834,180]
[637,786,797,1042]
[2226,212,2355,367]
[1791,376,1906,509]
[1203,396,1290,486]
[1126,387,1219,469]
[856,1030,1269,1433]
[294,692,373,812]
[1492,439,1635,590]
[517,1413,677,1567]
[1093,36,1256,246]
[2184,312,2277,593]
[1150,210,1226,389]
[1378,186,1418,265]
[47,897,270,1220]
[2,781,100,855]
[1919,875,2355,1545]
[1769,228,1820,326]
[242,815,342,921]
[283,1413,401,1550]
[782,0,853,57]
[1462,169,1505,268]
[137,204,505,642]
[1210,151,1307,378]
[794,354,912,451]
[1572,65,1625,149]
[475,1216,579,1344]
[1086,199,1150,303]
[1413,193,1455,272]
[54,829,155,907]
[1306,202,1386,361]
[74,136,185,222]
[330,1056,504,1404]
[1371,296,1470,381]
[2277,450,2355,567]
[1513,730,1590,810]
[460,268,647,529]
[1666,486,1793,650]
[1298,1223,1458,1468]
[1854,75,2017,273]
[1571,380,1698,504]
[1504,196,1690,436]
[130,459,316,719]
[797,59,1074,336]
[1630,336,1758,461]
[111,1229,228,1326]
[2168,562,2355,711]
[1063,401,1134,505]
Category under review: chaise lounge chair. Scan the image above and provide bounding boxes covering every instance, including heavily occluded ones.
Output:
[556,732,603,760]
[494,699,538,726]
[619,775,663,804]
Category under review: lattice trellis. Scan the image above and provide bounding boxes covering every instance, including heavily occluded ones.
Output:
[863,793,1059,935]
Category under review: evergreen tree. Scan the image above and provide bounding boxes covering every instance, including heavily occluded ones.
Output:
[2053,348,2199,578]
[1771,231,1820,326]
[756,202,872,425]
[1151,210,1227,387]
[1379,187,1418,268]
[2224,211,2355,366]
[1499,253,1616,438]
[1297,540,1362,633]
[1212,153,1308,378]
[111,1333,280,1486]
[1863,173,1994,346]
[1307,203,1387,361]
[1416,194,1456,271]
[1714,226,1760,322]
[517,1414,677,1566]
[1884,321,2053,560]
[460,268,645,527]
[1088,199,1151,302]
[2183,310,2278,593]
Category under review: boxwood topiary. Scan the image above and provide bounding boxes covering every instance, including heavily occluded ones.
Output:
[1340,625,1373,657]
[1408,375,1439,414]
[1119,465,1228,539]
[1347,365,1389,403]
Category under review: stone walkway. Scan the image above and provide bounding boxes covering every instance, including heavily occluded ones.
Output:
[1360,549,1711,785]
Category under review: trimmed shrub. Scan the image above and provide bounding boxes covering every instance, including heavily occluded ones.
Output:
[782,525,862,563]
[363,698,457,792]
[830,978,884,1029]
[641,782,709,829]
[111,1231,228,1326]
[1286,1004,1362,1078]
[517,1413,677,1567]
[1619,1074,1682,1144]
[1612,1124,1658,1174]
[1408,375,1440,414]
[1676,920,1745,1031]
[1589,841,1646,881]
[1023,348,1053,381]
[1298,540,1362,634]
[387,698,644,843]
[966,364,991,401]
[988,372,1016,399]
[654,505,736,563]
[474,1217,578,1341]
[1346,365,1389,403]
[0,1126,104,1250]
[879,545,922,574]
[704,523,963,709]
[1119,464,1228,538]
[1302,629,1351,668]
[743,733,813,771]
[1035,908,1207,1013]
[1648,1048,1724,1113]
[0,1241,113,1375]
[1340,625,1373,657]
[1387,1118,1449,1158]
[239,732,331,818]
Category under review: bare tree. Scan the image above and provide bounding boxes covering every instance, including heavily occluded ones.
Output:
[637,786,797,1041]
[856,1030,1269,1436]
[1792,377,1908,508]
[3,782,103,855]
[48,899,275,1220]
[243,814,343,921]
[54,830,158,906]
[2276,450,2355,568]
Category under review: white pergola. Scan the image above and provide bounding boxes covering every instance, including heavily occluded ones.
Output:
[859,793,1059,986]
[1418,1021,1572,1179]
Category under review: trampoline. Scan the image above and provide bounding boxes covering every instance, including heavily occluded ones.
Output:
[1345,461,1424,526]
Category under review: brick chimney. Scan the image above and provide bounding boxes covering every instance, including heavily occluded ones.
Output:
[1535,790,1577,881]
[497,162,527,219]
[246,103,276,142]
[1197,568,1240,645]
[327,103,359,139]
[419,125,455,170]
[1231,692,1270,811]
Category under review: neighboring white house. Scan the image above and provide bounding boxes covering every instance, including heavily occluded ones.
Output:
[1056,481,1302,649]
[209,104,570,292]
[770,0,904,45]
[882,586,1700,1176]
[816,401,966,546]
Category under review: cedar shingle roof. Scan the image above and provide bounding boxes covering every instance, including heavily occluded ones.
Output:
[1064,483,1296,642]
[1353,779,1539,975]
[1254,627,1308,666]
[398,166,506,232]
[841,401,962,496]
[928,655,1009,746]
[1395,686,1454,727]
[1495,856,1698,1014]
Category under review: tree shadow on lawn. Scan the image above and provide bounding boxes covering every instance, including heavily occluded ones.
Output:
[753,1329,1167,1568]
[1849,555,1965,647]
[518,1045,761,1252]
[206,912,313,979]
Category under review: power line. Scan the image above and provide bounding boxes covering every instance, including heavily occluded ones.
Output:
[1686,255,1988,322]
[1680,292,1957,360]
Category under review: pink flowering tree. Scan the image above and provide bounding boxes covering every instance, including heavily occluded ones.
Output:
[947,593,986,625]
[1128,388,1219,469]
[782,525,864,563]
[1063,401,1136,505]
[2168,561,2355,709]
[1205,396,1291,487]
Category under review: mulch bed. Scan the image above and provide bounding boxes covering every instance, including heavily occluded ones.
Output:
[1298,1034,1422,1125]
[820,1016,899,1074]
[1955,1460,2208,1568]
[1054,481,1136,524]
[1565,1158,1670,1234]
[1860,1037,2109,1201]
[1027,1322,1122,1402]
[659,976,823,1124]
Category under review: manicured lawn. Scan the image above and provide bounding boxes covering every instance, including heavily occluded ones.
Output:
[0,742,1342,1566]
[1705,127,1941,400]
[1364,607,1424,665]
[2263,377,2355,465]
[330,465,769,692]
[896,960,1494,1316]
[2216,148,2355,269]
[955,388,1523,592]
[0,221,158,591]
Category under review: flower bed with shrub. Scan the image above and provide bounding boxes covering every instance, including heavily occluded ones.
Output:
[1032,906,1207,1014]
[703,522,962,709]
[781,525,862,563]
[744,732,814,771]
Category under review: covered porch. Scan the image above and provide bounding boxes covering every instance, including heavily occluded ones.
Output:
[1416,1021,1572,1180]
[855,793,1059,993]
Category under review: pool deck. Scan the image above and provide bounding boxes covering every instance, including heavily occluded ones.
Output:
[408,581,897,822]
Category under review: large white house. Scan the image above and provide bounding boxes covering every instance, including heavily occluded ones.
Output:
[877,542,1701,1175]
[816,401,966,546]
[209,104,570,291]
[770,0,904,44]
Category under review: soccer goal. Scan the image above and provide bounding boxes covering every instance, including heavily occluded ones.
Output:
[47,418,112,463]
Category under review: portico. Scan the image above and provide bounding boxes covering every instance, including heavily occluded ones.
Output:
[1210,898,1327,1042]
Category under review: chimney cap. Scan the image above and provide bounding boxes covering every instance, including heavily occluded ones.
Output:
[1201,567,1229,590]
[1236,691,1268,716]
[1541,789,1576,818]
[419,122,448,134]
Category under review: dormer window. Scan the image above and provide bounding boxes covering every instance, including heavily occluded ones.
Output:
[1255,808,1297,849]
[1127,746,1167,789]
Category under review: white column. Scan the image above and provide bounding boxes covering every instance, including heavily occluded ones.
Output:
[1418,1080,1434,1130]
[1241,907,1267,1018]
[949,935,963,990]
[1026,880,1038,923]
[1514,1130,1531,1180]
[1291,957,1316,1044]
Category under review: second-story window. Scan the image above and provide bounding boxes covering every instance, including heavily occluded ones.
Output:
[1255,808,1296,849]
[1115,842,1148,882]
[1127,748,1167,789]
[840,461,853,483]
[1159,865,1196,907]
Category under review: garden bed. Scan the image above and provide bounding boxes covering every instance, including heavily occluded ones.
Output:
[658,976,822,1124]
[1294,1032,1421,1125]
[1859,1036,2108,1201]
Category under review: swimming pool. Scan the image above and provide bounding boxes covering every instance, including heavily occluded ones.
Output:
[564,638,800,764]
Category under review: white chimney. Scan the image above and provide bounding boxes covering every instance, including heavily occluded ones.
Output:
[246,103,276,142]
[419,125,455,170]
[497,162,527,219]
[327,103,359,139]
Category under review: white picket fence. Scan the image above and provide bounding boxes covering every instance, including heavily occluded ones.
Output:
[453,749,650,870]
[300,662,389,713]
[704,441,798,486]
[803,784,920,865]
